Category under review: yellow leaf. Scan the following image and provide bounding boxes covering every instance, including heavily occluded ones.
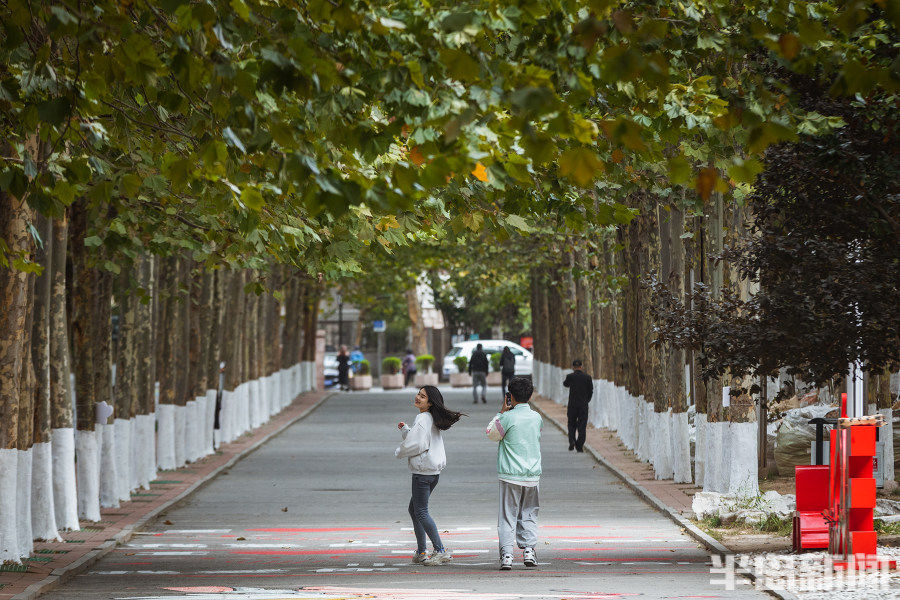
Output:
[695,167,718,201]
[410,146,425,167]
[472,162,488,182]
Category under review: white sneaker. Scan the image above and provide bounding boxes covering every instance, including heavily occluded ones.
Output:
[412,550,428,564]
[523,547,536,567]
[500,553,513,570]
[423,549,451,565]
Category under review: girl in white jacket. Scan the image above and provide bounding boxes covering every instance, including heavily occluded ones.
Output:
[395,385,465,566]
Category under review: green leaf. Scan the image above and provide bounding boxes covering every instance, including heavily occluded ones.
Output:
[558,148,604,187]
[504,214,532,232]
[84,235,103,247]
[727,158,764,184]
[230,0,250,20]
[240,186,265,211]
[439,48,479,81]
[667,156,692,184]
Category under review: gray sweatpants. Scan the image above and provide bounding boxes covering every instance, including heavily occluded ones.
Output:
[498,480,539,555]
[472,371,487,402]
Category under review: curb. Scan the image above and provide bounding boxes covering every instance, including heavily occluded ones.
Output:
[532,398,801,600]
[12,391,335,600]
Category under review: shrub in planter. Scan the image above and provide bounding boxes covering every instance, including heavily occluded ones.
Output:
[357,359,371,375]
[453,355,468,374]
[490,352,501,372]
[382,356,401,375]
[415,354,435,373]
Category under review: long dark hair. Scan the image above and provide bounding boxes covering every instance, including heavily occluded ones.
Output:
[421,386,466,430]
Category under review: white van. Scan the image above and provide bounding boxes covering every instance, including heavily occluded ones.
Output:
[442,340,533,376]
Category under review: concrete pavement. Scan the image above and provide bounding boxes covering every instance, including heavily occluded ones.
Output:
[40,388,769,600]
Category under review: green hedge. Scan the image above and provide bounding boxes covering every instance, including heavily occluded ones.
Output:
[453,355,468,373]
[415,354,435,371]
[357,359,371,375]
[382,356,401,374]
[490,352,501,372]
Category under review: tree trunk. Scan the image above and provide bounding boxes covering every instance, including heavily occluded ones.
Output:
[405,287,428,356]
[282,271,300,369]
[573,245,593,375]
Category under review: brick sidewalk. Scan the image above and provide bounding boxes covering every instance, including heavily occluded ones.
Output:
[532,395,698,515]
[0,389,331,600]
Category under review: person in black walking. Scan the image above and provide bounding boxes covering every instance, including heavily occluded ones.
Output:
[499,347,516,398]
[337,345,352,391]
[563,359,593,452]
[468,343,489,404]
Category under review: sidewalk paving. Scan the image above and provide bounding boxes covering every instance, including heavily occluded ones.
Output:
[0,389,331,600]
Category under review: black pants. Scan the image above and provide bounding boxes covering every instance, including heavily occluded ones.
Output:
[567,402,589,450]
[405,370,417,386]
[501,372,514,396]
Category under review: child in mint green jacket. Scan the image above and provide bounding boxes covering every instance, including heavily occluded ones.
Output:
[485,376,542,570]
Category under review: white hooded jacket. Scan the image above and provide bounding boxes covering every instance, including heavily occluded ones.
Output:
[394,411,446,475]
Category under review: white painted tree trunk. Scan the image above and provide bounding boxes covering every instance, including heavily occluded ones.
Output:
[156,403,176,471]
[128,418,140,491]
[141,413,157,488]
[247,380,259,429]
[75,429,101,521]
[638,402,652,462]
[694,413,707,487]
[114,418,132,502]
[671,411,693,483]
[17,447,34,557]
[220,390,232,443]
[654,409,674,480]
[31,441,60,541]
[727,421,759,498]
[703,421,721,492]
[98,423,119,508]
[51,427,79,530]
[205,389,216,455]
[173,404,186,468]
[0,448,20,562]
[880,408,895,487]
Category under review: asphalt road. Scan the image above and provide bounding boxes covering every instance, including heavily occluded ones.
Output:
[42,388,769,600]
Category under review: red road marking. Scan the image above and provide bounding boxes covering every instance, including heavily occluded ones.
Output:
[230,549,373,555]
[246,527,388,532]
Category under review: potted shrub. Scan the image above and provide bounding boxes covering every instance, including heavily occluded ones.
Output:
[450,355,471,388]
[487,352,502,385]
[350,360,372,391]
[414,354,438,386]
[381,356,403,390]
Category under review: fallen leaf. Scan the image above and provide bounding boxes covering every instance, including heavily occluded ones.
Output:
[236,537,246,541]
[281,507,288,512]
[164,520,173,525]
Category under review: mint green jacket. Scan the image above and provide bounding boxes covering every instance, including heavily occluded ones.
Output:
[485,403,542,484]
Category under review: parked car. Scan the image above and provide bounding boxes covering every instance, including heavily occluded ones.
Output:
[442,340,533,376]
[323,353,339,387]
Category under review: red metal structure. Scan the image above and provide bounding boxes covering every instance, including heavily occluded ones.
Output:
[792,395,893,569]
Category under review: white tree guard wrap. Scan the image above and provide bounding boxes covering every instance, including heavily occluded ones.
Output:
[0,448,21,562]
[31,441,61,541]
[727,421,759,498]
[654,409,674,480]
[720,421,733,493]
[880,408,895,485]
[141,413,157,489]
[128,418,140,492]
[703,420,721,493]
[205,389,217,455]
[156,403,176,471]
[114,418,132,502]
[16,447,34,557]
[637,402,652,463]
[50,428,79,531]
[219,390,232,443]
[246,380,258,430]
[193,397,207,461]
[172,404,186,468]
[98,423,120,508]
[75,429,101,521]
[671,410,693,483]
[694,412,707,487]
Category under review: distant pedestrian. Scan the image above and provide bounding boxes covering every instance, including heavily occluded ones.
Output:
[486,376,542,570]
[468,343,489,404]
[402,349,417,387]
[563,359,593,452]
[395,386,465,566]
[337,345,351,391]
[499,347,516,397]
